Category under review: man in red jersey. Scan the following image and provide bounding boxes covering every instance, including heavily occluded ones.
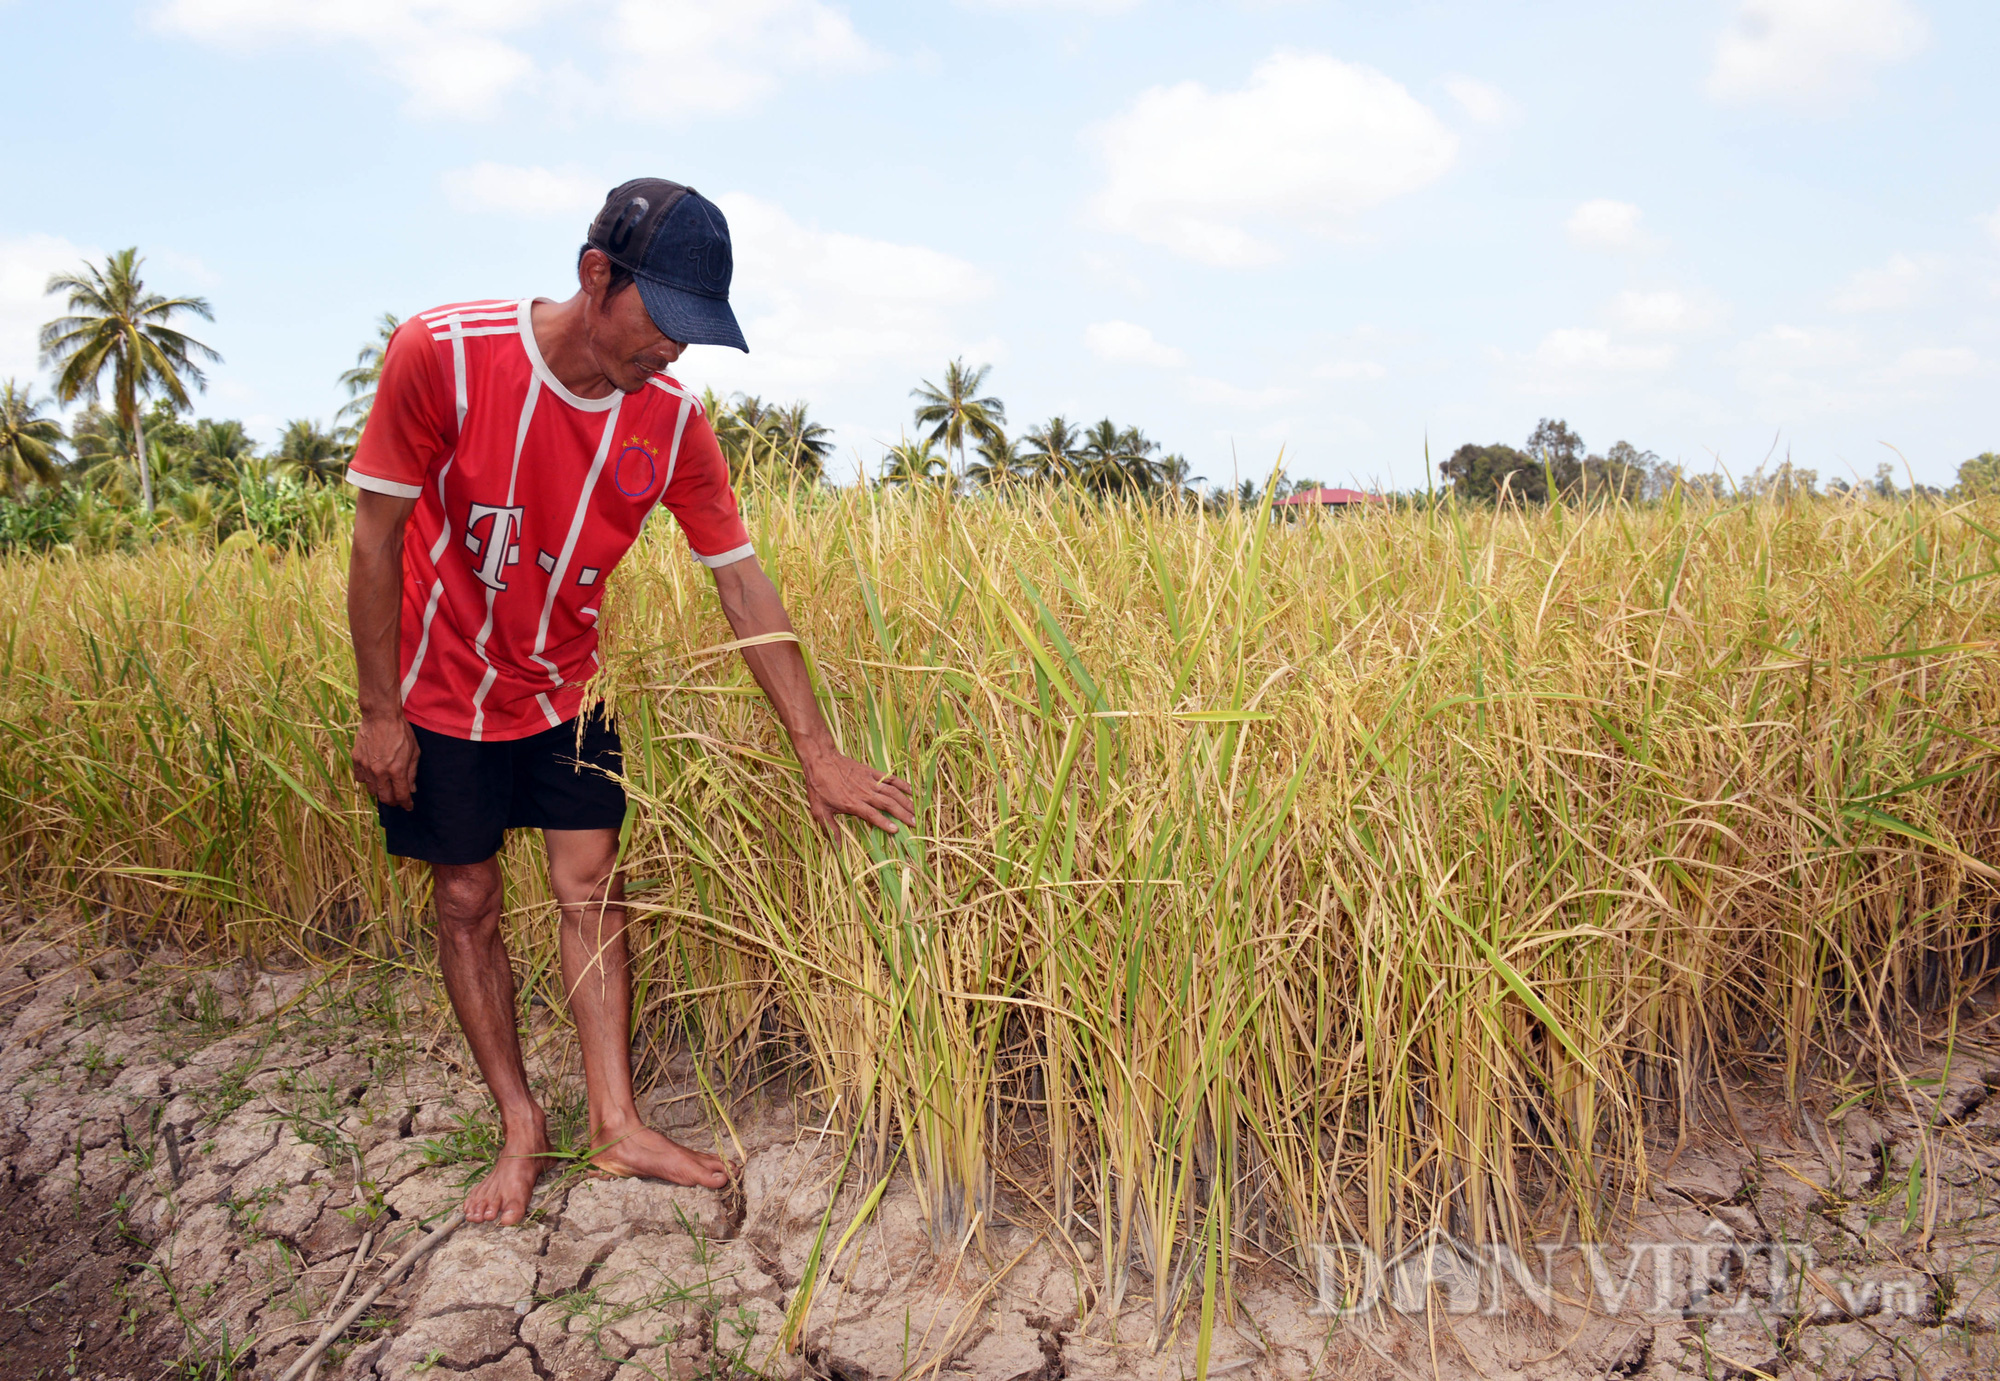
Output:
[346,178,914,1226]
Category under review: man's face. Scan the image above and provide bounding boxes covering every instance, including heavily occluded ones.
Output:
[581,251,686,392]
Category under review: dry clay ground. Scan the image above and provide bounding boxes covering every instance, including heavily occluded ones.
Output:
[5,932,2000,1381]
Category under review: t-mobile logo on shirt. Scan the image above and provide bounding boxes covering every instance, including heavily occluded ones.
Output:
[464,504,525,591]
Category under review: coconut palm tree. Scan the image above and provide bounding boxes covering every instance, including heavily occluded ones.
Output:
[1019,417,1083,486]
[702,388,753,476]
[966,428,1024,488]
[0,381,65,497]
[68,405,148,501]
[1119,425,1163,493]
[879,436,950,488]
[1079,419,1161,496]
[40,248,218,513]
[278,419,349,485]
[163,482,222,535]
[911,359,1004,479]
[762,401,833,480]
[184,418,257,486]
[1156,453,1204,504]
[337,313,400,426]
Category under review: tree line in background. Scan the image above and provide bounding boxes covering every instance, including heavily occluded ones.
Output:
[2,248,1996,556]
[1441,418,1965,506]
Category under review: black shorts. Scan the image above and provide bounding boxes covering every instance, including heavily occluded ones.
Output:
[377,710,627,866]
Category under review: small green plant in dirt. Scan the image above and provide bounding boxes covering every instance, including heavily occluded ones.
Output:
[79,1040,122,1082]
[181,1028,279,1128]
[222,1183,280,1234]
[544,1081,590,1156]
[286,966,414,1081]
[115,1126,157,1178]
[108,1191,148,1249]
[419,1111,502,1186]
[110,1276,146,1340]
[418,1088,620,1194]
[165,1320,254,1376]
[540,1252,735,1370]
[410,1348,448,1373]
[270,1067,358,1169]
[340,1179,390,1225]
[705,1303,767,1379]
[187,980,234,1038]
[148,1260,257,1381]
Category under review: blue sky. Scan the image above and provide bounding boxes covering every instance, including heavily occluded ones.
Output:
[2,0,1996,491]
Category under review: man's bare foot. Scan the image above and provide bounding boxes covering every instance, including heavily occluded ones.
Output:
[463,1121,554,1226]
[588,1119,730,1188]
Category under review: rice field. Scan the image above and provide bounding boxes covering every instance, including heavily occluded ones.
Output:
[3,483,1997,1331]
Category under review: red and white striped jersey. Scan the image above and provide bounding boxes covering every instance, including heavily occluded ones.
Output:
[346,298,753,742]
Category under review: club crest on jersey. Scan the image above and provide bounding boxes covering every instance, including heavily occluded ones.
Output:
[464,503,525,591]
[613,437,658,499]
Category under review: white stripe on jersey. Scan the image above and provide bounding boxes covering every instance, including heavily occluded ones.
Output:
[534,692,560,727]
[448,320,470,432]
[345,467,422,499]
[467,373,544,740]
[519,299,619,413]
[424,310,518,326]
[646,376,695,405]
[424,306,518,321]
[399,457,458,703]
[467,666,499,740]
[660,389,694,492]
[527,408,621,684]
[696,541,757,569]
[418,300,514,321]
[407,299,513,706]
[427,325,520,341]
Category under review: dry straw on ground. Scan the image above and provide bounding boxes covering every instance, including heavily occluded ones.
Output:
[1,483,1996,1340]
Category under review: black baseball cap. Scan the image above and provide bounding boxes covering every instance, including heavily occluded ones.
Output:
[587,178,748,353]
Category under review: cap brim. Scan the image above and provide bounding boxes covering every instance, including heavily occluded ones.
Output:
[635,276,748,353]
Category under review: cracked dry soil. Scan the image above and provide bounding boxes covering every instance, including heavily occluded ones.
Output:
[6,930,2000,1381]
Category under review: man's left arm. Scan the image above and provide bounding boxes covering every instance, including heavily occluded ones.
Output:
[710,557,916,834]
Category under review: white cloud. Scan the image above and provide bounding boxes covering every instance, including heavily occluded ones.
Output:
[1880,346,1984,382]
[1523,329,1677,384]
[1443,75,1517,125]
[1707,0,1928,110]
[672,193,993,399]
[1829,252,1928,312]
[1083,320,1184,368]
[1566,199,1648,251]
[1982,206,2000,244]
[1314,359,1388,381]
[604,0,878,116]
[1734,324,1860,371]
[0,233,98,388]
[1611,288,1727,334]
[1728,326,1986,413]
[1731,324,1867,411]
[1188,376,1297,408]
[156,0,554,117]
[965,0,1142,10]
[441,162,604,218]
[155,0,878,119]
[1090,50,1458,266]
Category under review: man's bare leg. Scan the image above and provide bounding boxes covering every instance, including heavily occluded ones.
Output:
[433,859,553,1224]
[545,829,729,1188]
